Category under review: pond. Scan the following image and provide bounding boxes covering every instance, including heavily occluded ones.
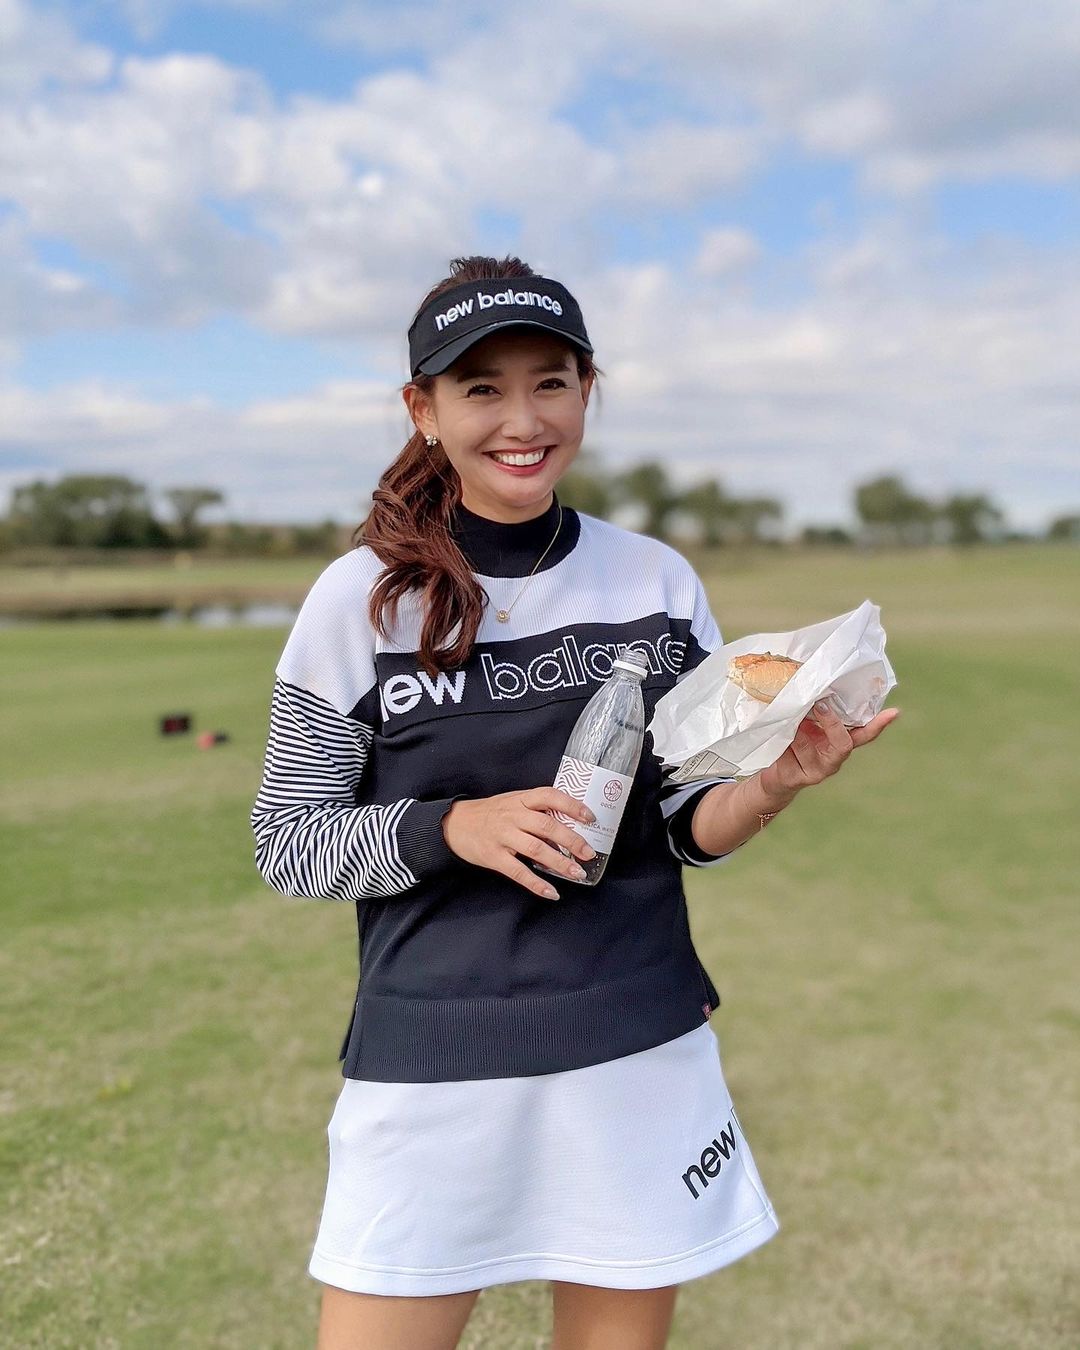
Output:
[0,602,301,628]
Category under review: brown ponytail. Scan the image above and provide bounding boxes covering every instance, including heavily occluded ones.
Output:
[355,255,596,677]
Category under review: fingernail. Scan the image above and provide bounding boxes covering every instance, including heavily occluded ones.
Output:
[582,809,596,823]
[571,865,587,880]
[544,886,560,901]
[581,846,596,860]
[814,701,830,715]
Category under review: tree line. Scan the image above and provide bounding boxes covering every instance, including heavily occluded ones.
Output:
[559,458,1074,548]
[0,476,340,557]
[1,466,1076,556]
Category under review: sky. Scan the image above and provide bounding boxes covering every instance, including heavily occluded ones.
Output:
[2,0,1079,532]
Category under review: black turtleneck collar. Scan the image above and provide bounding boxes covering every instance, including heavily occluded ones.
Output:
[450,494,580,578]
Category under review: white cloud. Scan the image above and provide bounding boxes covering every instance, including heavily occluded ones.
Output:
[616,124,764,205]
[0,15,622,338]
[26,0,1078,357]
[0,216,119,338]
[798,91,892,157]
[694,228,762,278]
[0,0,111,97]
[0,50,278,324]
[580,0,1080,190]
[44,0,1080,198]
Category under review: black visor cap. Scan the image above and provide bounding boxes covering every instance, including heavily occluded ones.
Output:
[408,277,593,378]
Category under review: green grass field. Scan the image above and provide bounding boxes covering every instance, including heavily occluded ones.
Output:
[2,546,1078,1348]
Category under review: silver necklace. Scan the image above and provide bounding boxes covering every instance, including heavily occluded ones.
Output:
[493,504,563,623]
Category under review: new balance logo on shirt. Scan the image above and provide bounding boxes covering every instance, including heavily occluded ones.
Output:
[480,632,685,700]
[682,1117,738,1199]
[380,669,468,717]
[376,623,690,724]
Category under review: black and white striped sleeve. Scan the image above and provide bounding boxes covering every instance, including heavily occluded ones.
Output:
[250,555,459,902]
[659,568,738,868]
[250,678,458,902]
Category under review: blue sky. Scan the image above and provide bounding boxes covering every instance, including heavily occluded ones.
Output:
[2,0,1079,529]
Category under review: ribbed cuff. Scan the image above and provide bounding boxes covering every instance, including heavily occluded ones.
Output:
[396,797,463,880]
[668,784,729,865]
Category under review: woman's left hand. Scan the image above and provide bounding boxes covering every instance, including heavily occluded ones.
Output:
[759,701,900,797]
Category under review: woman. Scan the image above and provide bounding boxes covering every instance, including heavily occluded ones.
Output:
[251,255,898,1350]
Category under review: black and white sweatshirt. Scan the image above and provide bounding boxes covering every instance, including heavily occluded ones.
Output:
[250,498,735,1083]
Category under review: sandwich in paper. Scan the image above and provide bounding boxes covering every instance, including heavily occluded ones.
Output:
[649,600,896,782]
[727,652,803,703]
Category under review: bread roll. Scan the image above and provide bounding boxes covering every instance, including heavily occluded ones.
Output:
[727,652,803,703]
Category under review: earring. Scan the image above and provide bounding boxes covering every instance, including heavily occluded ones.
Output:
[425,434,438,448]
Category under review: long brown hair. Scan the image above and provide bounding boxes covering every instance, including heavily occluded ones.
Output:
[356,255,597,676]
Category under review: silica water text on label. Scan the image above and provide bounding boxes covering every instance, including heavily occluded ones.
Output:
[542,645,649,887]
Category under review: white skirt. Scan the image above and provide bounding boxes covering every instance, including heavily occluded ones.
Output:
[308,1021,779,1296]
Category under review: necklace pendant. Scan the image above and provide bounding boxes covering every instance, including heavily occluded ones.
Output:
[487,503,561,630]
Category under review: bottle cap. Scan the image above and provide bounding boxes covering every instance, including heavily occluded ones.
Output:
[613,645,649,677]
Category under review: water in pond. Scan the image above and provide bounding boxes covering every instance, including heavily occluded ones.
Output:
[0,602,300,628]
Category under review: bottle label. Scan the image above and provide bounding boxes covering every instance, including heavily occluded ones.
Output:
[551,755,635,854]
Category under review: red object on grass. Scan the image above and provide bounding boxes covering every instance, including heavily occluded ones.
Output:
[197,731,231,749]
[159,713,191,735]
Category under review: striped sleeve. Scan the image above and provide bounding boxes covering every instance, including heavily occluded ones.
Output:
[252,680,459,901]
[659,568,738,868]
[250,678,459,902]
[250,554,459,902]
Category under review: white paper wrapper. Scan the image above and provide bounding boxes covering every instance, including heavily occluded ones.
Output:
[650,599,897,781]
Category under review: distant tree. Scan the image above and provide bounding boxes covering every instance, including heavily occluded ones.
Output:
[569,460,783,546]
[291,519,341,555]
[557,448,613,519]
[854,475,935,546]
[164,487,225,547]
[219,521,277,556]
[939,493,1006,546]
[678,479,732,547]
[6,481,71,545]
[801,525,854,547]
[610,461,678,540]
[7,474,170,548]
[726,495,784,545]
[1047,513,1080,542]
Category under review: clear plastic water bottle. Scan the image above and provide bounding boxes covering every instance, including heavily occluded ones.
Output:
[541,645,649,886]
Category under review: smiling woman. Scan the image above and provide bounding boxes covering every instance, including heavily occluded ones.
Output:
[406,334,588,515]
[361,258,599,674]
[250,255,865,1350]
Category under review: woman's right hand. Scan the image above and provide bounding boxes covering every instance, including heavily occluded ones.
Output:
[441,788,597,900]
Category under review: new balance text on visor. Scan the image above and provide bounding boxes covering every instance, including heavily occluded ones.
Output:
[433,289,564,332]
[408,276,592,378]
